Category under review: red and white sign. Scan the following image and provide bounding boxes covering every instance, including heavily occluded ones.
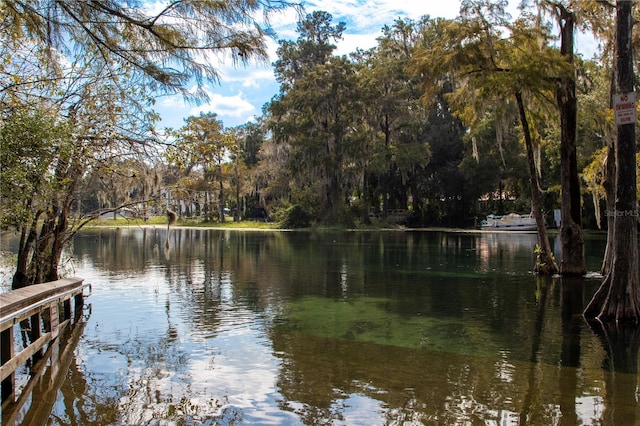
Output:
[613,92,637,125]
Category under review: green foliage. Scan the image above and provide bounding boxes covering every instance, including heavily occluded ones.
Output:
[167,112,226,174]
[274,10,345,88]
[268,12,368,224]
[165,114,256,223]
[273,205,311,229]
[1,0,299,101]
[236,121,266,167]
[534,244,556,275]
[268,14,445,226]
[0,107,69,228]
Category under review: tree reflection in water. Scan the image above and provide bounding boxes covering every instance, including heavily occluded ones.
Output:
[2,228,638,424]
[588,320,640,426]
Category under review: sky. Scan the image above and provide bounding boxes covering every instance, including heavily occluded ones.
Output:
[153,0,596,132]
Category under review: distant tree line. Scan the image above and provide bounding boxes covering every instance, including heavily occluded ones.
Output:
[159,6,635,235]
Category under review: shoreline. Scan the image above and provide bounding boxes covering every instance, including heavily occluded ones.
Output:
[82,223,566,234]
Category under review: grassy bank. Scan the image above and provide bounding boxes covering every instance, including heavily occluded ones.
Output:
[85,216,277,229]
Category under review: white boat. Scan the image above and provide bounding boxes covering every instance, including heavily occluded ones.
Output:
[480,213,538,231]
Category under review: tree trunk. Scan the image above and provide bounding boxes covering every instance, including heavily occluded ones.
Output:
[12,204,72,288]
[515,92,558,275]
[584,0,638,322]
[601,71,618,277]
[235,158,240,222]
[45,195,74,282]
[33,207,58,284]
[12,208,42,289]
[218,178,225,222]
[556,6,586,276]
[601,138,616,276]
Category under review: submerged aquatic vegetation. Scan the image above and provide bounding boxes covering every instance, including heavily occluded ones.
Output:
[276,296,499,356]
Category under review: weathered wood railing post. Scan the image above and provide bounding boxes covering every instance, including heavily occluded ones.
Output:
[1,326,14,401]
[30,311,43,363]
[63,297,72,323]
[74,292,83,323]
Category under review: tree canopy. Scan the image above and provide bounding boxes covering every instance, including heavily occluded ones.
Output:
[1,0,298,102]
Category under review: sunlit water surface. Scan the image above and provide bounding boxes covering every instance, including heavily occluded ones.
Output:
[2,228,639,425]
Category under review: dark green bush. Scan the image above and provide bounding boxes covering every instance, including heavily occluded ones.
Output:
[278,205,311,228]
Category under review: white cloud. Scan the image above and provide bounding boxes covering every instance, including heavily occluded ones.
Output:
[156,87,259,129]
[222,67,276,89]
[302,0,460,31]
[189,92,256,118]
[335,33,380,56]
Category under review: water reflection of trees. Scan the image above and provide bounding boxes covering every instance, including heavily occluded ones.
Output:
[65,229,639,424]
[272,331,533,424]
[74,229,545,311]
[51,306,233,424]
[3,323,88,425]
[588,321,640,425]
[268,279,637,425]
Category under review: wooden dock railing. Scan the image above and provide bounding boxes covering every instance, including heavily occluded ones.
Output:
[0,277,90,403]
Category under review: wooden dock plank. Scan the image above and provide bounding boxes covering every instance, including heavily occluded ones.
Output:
[0,278,84,318]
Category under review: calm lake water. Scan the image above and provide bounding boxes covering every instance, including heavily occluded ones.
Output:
[2,227,639,425]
